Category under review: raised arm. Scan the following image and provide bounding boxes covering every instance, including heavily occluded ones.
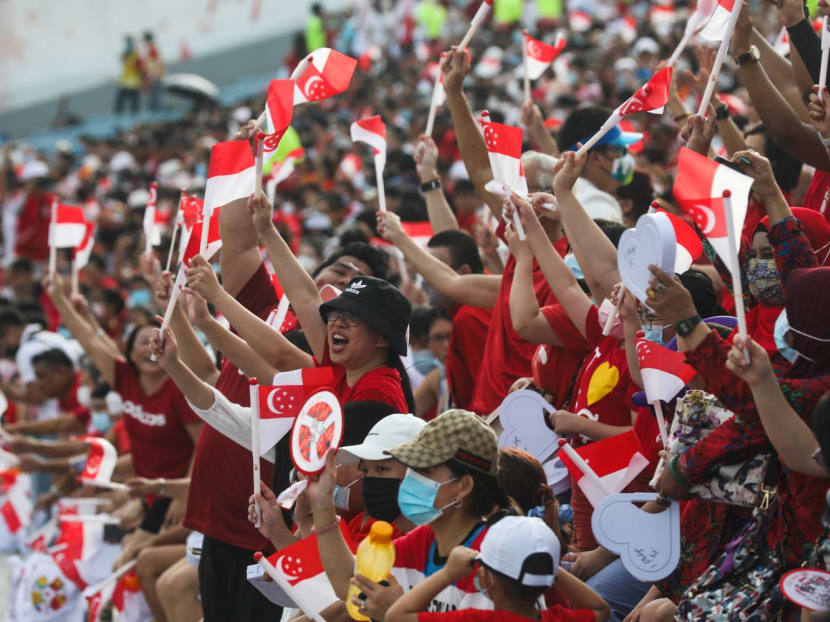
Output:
[249,191,326,360]
[414,136,459,232]
[377,211,500,308]
[521,101,560,157]
[441,46,503,218]
[551,152,620,300]
[185,255,312,373]
[509,196,593,339]
[44,274,117,385]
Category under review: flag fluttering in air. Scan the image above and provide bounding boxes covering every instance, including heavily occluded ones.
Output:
[291,48,358,105]
[263,79,295,157]
[49,201,87,249]
[351,115,388,211]
[202,140,256,254]
[653,205,702,273]
[523,31,566,80]
[636,338,698,403]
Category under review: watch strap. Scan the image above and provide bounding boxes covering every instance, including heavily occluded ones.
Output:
[419,178,442,193]
[715,104,730,120]
[675,315,702,337]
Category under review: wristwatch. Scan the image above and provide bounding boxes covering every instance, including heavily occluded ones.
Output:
[419,178,442,193]
[735,45,760,66]
[675,315,702,337]
[715,103,730,120]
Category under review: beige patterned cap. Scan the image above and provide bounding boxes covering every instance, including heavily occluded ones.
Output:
[384,409,498,475]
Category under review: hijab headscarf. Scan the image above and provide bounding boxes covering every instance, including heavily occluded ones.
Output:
[785,267,830,379]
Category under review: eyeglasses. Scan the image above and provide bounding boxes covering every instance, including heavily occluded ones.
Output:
[326,310,362,327]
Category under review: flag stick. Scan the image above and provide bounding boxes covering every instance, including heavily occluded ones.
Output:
[820,16,829,101]
[722,189,749,363]
[667,10,707,68]
[255,133,265,194]
[81,560,137,598]
[652,401,669,448]
[697,0,743,116]
[254,110,267,131]
[251,380,262,529]
[199,207,211,255]
[602,304,619,336]
[71,260,80,296]
[508,200,526,240]
[425,76,442,137]
[166,223,179,273]
[522,31,531,102]
[458,2,491,50]
[557,439,610,498]
[152,269,186,360]
[254,552,327,622]
[375,157,387,213]
[271,294,291,331]
[48,197,58,283]
[575,113,621,157]
[144,182,158,259]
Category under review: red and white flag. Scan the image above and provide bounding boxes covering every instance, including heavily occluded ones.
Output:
[179,194,203,230]
[112,571,152,622]
[261,521,353,617]
[636,338,697,403]
[263,79,294,157]
[523,31,566,80]
[180,207,222,267]
[202,140,255,252]
[617,67,673,117]
[258,367,336,453]
[428,61,447,108]
[699,0,736,42]
[673,147,753,272]
[559,431,649,507]
[86,579,116,622]
[72,222,96,270]
[774,26,790,55]
[291,48,358,105]
[350,116,387,169]
[481,116,527,195]
[52,511,107,589]
[78,437,118,487]
[653,206,702,273]
[49,200,87,249]
[0,468,32,535]
[372,221,434,249]
[142,185,166,248]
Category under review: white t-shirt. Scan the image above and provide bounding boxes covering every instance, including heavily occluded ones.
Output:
[573,178,623,223]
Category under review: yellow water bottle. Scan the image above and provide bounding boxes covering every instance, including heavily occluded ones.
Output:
[346,521,396,621]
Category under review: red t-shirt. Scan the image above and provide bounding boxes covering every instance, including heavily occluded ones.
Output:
[470,229,566,415]
[112,419,131,454]
[184,264,279,551]
[346,511,405,548]
[114,360,199,479]
[446,304,492,410]
[419,607,595,622]
[319,344,409,413]
[535,305,589,409]
[804,169,830,221]
[15,192,51,261]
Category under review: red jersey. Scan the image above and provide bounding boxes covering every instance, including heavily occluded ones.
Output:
[15,192,51,261]
[114,360,199,479]
[419,607,596,622]
[446,304,492,410]
[61,373,89,427]
[535,305,589,409]
[184,264,279,551]
[319,344,409,413]
[346,511,405,548]
[470,228,566,415]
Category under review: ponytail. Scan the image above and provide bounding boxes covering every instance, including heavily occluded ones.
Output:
[387,350,416,413]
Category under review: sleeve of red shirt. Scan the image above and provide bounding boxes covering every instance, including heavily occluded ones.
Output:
[540,304,589,351]
[112,419,131,453]
[72,407,90,427]
[582,305,602,348]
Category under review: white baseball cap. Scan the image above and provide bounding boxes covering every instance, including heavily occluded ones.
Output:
[337,414,425,463]
[477,516,560,587]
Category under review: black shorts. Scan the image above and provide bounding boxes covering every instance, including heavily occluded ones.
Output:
[198,534,283,622]
[140,497,172,533]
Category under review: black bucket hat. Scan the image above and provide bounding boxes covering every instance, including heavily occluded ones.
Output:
[318,276,411,355]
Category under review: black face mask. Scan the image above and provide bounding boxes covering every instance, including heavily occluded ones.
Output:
[362,477,401,522]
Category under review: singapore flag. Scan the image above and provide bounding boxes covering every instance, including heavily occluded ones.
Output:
[673,147,753,273]
[257,367,336,453]
[291,48,358,105]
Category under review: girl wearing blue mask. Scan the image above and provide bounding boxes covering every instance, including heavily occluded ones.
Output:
[304,409,510,620]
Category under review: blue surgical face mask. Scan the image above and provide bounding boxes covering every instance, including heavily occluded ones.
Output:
[563,253,584,280]
[333,476,360,511]
[774,309,798,364]
[91,411,113,434]
[397,468,458,526]
[127,289,152,309]
[473,572,486,595]
[641,323,665,345]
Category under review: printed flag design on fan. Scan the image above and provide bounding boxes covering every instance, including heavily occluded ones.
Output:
[673,147,753,273]
[699,0,736,42]
[617,66,672,116]
[653,206,702,273]
[261,520,353,616]
[78,437,118,487]
[258,367,336,453]
[481,115,527,195]
[636,339,697,403]
[350,116,387,169]
[49,201,87,249]
[523,32,566,79]
[291,48,358,105]
[559,431,649,507]
[73,222,96,270]
[263,79,295,157]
